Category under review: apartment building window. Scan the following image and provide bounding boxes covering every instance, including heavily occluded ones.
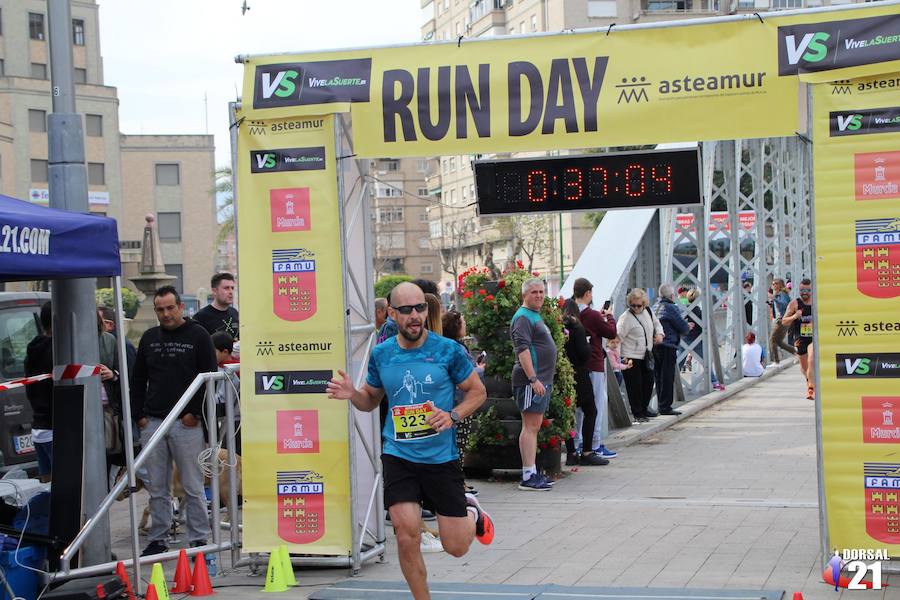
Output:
[376,183,402,198]
[30,159,48,183]
[519,21,525,33]
[28,110,47,133]
[379,159,399,171]
[88,162,105,185]
[378,207,404,223]
[74,68,87,84]
[462,186,468,200]
[469,183,475,199]
[85,114,103,137]
[158,213,182,242]
[418,237,431,249]
[429,220,442,239]
[531,15,538,31]
[450,189,457,205]
[419,210,429,223]
[377,232,405,250]
[31,63,47,80]
[449,157,456,171]
[164,263,183,293]
[0,60,4,77]
[72,19,85,46]
[416,159,429,173]
[421,263,434,274]
[29,13,44,40]
[588,0,619,16]
[0,9,3,36]
[417,187,429,197]
[155,163,180,185]
[383,258,404,273]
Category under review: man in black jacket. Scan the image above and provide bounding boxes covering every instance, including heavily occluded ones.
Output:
[132,286,216,556]
[654,284,693,416]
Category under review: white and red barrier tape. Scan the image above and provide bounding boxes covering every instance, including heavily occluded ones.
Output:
[0,364,101,393]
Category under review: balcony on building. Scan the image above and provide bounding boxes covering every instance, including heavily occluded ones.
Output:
[469,0,506,35]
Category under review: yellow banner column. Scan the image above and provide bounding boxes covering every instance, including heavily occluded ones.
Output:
[236,114,352,554]
[813,73,900,553]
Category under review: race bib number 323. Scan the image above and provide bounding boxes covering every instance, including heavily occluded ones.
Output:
[392,402,436,441]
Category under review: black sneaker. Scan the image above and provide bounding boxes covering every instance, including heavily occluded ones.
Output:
[190,540,207,549]
[141,540,168,557]
[578,452,609,466]
[566,452,579,466]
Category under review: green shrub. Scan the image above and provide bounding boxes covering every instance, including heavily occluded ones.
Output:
[96,287,141,319]
[374,274,412,300]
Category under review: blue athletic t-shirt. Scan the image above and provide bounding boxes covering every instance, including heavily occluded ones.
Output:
[367,332,473,464]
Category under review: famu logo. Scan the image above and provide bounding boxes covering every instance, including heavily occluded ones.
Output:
[249,147,326,173]
[253,58,372,109]
[778,15,900,76]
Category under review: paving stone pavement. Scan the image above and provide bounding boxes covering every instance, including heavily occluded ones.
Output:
[104,365,899,600]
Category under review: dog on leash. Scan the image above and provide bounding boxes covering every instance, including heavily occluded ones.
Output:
[116,449,242,534]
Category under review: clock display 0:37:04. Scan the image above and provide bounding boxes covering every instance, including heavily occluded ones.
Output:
[473,148,702,215]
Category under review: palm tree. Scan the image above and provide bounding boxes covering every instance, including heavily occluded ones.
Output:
[215,166,234,243]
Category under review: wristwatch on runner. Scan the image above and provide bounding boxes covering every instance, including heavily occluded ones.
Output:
[450,410,461,424]
[528,376,538,384]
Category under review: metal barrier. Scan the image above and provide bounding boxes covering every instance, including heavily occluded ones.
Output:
[55,366,241,591]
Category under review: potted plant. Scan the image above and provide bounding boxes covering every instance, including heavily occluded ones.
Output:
[459,262,576,476]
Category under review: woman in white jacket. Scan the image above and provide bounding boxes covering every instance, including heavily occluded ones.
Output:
[615,289,663,422]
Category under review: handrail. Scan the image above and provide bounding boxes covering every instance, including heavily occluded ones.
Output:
[59,370,234,575]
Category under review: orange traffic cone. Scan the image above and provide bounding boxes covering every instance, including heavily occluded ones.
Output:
[145,583,160,600]
[792,593,803,600]
[172,549,193,593]
[190,552,215,596]
[114,562,136,600]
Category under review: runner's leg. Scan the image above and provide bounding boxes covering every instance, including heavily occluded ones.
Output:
[435,514,475,557]
[390,501,430,600]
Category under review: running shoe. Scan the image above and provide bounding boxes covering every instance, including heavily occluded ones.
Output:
[420,531,444,553]
[593,445,618,459]
[578,452,609,466]
[465,492,495,544]
[518,473,552,491]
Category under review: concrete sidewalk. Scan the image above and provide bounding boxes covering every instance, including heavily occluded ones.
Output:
[107,365,894,600]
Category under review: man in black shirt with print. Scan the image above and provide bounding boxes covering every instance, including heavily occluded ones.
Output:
[132,285,217,555]
[194,273,239,339]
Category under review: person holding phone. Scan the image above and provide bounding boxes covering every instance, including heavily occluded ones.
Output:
[572,278,619,459]
[616,288,663,422]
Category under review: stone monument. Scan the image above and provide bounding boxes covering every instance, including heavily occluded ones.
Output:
[129,214,176,336]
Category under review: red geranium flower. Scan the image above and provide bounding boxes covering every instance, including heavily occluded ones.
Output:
[494,433,503,440]
[498,280,506,288]
[569,430,576,438]
[557,297,566,309]
[516,259,524,269]
[541,418,551,428]
[549,436,559,448]
[478,289,486,296]
[564,397,572,408]
[539,442,548,450]
[485,294,495,301]
[532,271,540,277]
[463,290,473,299]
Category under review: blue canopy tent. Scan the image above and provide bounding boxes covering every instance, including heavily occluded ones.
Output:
[0,193,140,578]
[0,193,120,281]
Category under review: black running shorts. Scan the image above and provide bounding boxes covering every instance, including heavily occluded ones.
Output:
[796,338,812,356]
[382,454,467,518]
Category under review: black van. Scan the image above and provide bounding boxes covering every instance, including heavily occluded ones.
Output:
[0,291,49,473]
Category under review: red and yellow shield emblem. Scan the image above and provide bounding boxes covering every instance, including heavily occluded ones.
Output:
[272,249,317,321]
[855,219,900,299]
[864,463,900,544]
[276,471,325,544]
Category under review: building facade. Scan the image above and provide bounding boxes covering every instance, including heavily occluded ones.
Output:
[0,0,216,298]
[370,157,443,281]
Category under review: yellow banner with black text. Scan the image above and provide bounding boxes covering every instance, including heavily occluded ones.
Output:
[235,112,352,554]
[240,5,900,157]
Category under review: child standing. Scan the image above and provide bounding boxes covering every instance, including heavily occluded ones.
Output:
[605,337,631,387]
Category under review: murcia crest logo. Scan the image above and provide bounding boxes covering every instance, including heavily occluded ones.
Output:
[864,463,900,544]
[855,219,900,298]
[272,249,317,321]
[276,471,325,544]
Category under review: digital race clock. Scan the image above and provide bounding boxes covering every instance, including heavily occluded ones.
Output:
[474,147,702,216]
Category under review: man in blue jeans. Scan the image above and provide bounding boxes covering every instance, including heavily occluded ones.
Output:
[132,285,217,556]
[510,278,558,491]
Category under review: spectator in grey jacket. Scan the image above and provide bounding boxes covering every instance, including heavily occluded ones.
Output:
[653,284,693,416]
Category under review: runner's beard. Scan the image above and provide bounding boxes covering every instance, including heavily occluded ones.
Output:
[399,321,424,342]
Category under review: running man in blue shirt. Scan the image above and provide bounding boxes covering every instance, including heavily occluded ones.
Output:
[327,282,493,600]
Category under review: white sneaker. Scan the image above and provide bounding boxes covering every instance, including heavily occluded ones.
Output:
[420,531,444,553]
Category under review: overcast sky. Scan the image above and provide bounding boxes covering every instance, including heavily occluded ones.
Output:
[98,0,422,166]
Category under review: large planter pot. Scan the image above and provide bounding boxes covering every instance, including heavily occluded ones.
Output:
[491,397,519,419]
[463,444,521,474]
[537,447,562,476]
[483,375,512,398]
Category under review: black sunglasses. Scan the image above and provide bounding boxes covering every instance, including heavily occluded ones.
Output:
[392,302,428,315]
[629,303,643,308]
